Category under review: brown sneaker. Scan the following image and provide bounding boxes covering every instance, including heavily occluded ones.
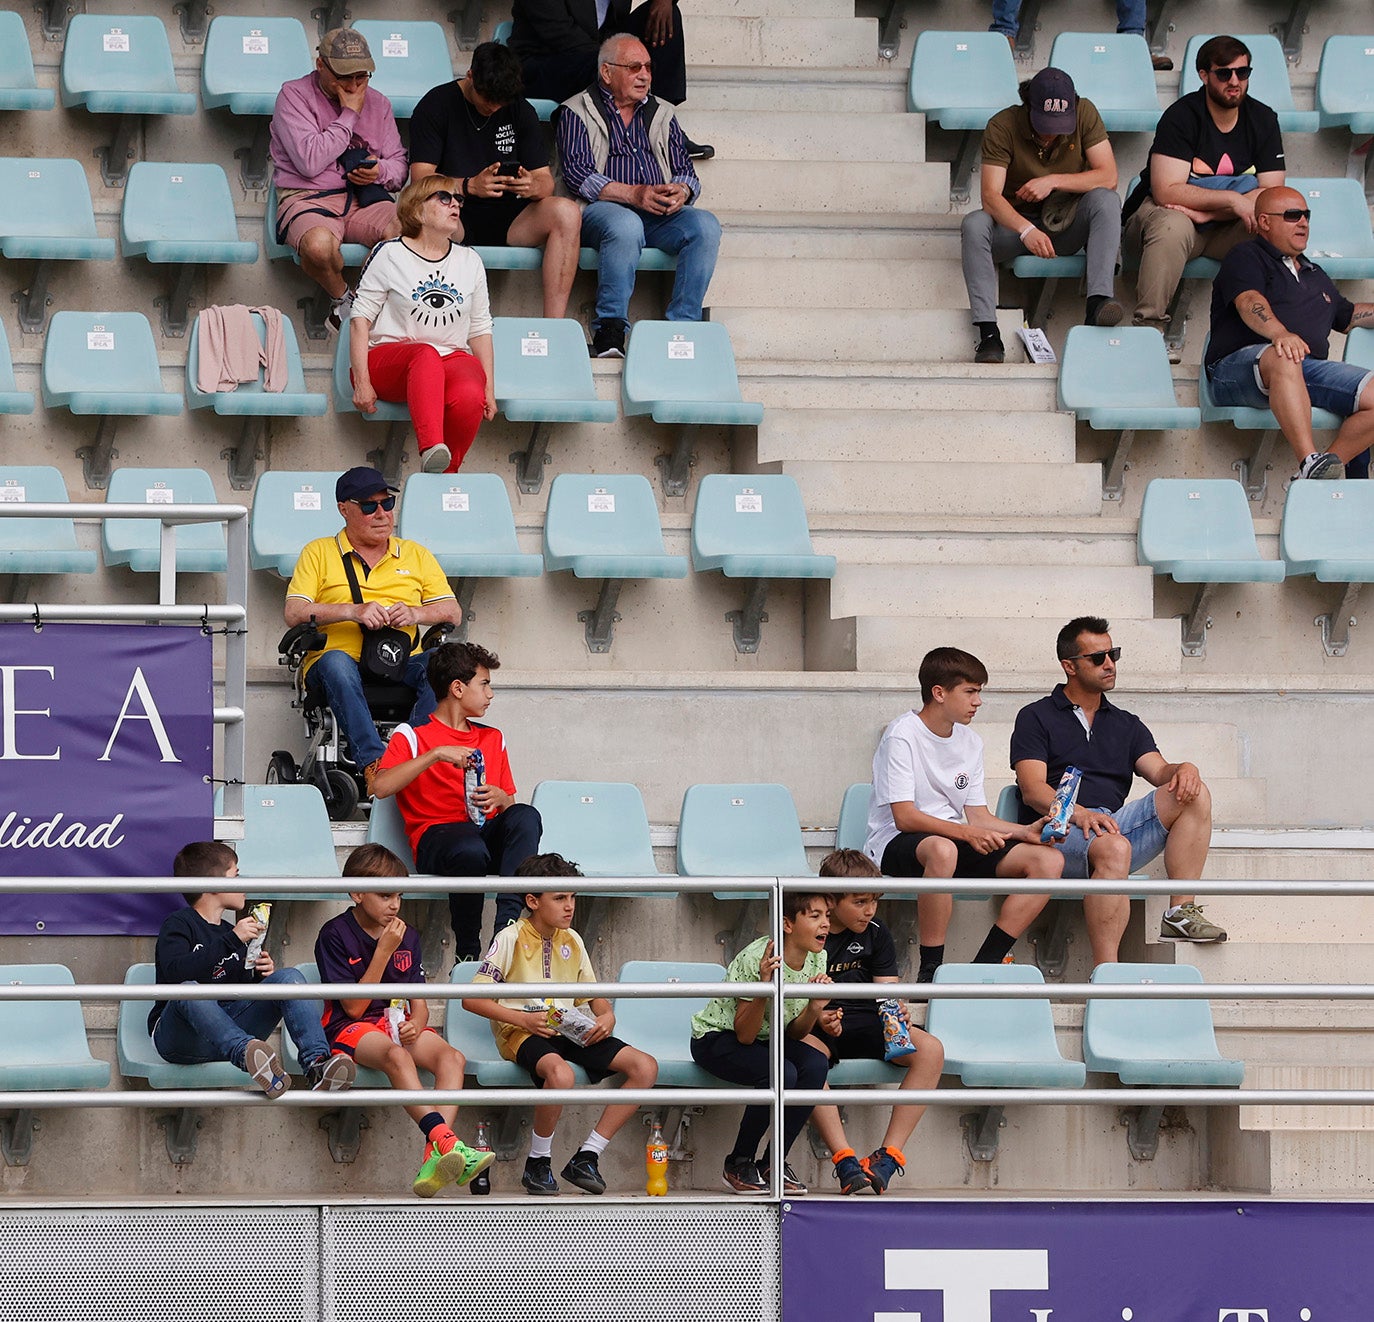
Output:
[363,758,382,796]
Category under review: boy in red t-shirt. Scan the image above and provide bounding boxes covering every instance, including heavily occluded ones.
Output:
[372,641,542,961]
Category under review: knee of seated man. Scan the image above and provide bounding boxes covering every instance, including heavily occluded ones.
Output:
[296,228,340,264]
[1090,830,1133,873]
[923,836,959,871]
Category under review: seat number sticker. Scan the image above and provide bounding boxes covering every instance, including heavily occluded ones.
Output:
[87,331,115,351]
[382,37,409,58]
[668,336,695,359]
[293,490,321,510]
[442,492,470,512]
[0,485,25,503]
[146,487,174,504]
[735,490,762,513]
[588,491,615,513]
[104,30,130,52]
[521,333,548,356]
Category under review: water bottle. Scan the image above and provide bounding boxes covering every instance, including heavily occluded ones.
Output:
[645,1119,669,1197]
[469,1119,492,1196]
[464,748,487,827]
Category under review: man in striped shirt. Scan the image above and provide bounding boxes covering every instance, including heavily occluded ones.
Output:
[555,34,721,358]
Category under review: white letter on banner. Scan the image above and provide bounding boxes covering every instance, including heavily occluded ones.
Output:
[99,668,180,763]
[884,1250,1049,1322]
[1219,1312,1270,1322]
[0,666,59,759]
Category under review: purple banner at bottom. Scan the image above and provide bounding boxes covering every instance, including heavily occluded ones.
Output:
[783,1200,1374,1321]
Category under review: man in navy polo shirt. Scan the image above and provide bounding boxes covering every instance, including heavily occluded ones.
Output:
[1010,616,1225,963]
[1206,185,1374,479]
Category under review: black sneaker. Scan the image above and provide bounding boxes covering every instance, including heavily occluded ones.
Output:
[722,1155,769,1195]
[974,329,1004,364]
[561,1148,607,1195]
[469,1165,491,1195]
[306,1054,356,1091]
[589,321,627,358]
[760,1161,807,1195]
[521,1155,560,1196]
[833,1152,876,1195]
[684,137,715,161]
[1086,296,1125,327]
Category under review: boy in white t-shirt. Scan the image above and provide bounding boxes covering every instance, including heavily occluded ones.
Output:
[865,647,1060,982]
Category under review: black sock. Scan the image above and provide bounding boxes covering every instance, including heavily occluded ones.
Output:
[917,944,945,981]
[418,1111,447,1141]
[972,924,1017,964]
[975,321,1001,340]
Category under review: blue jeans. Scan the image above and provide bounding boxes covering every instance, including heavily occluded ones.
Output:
[990,0,1145,35]
[1207,344,1374,418]
[1050,791,1169,881]
[579,201,721,329]
[304,648,436,770]
[152,967,330,1070]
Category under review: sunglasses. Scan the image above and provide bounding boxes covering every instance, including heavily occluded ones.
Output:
[1067,647,1121,666]
[1261,208,1311,222]
[350,495,396,514]
[431,190,463,207]
[607,60,652,72]
[1209,65,1252,81]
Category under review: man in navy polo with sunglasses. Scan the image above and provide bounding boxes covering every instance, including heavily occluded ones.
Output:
[1123,35,1285,338]
[1206,185,1374,479]
[285,467,458,796]
[1010,616,1225,963]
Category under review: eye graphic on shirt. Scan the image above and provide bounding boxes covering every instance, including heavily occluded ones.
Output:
[410,272,465,328]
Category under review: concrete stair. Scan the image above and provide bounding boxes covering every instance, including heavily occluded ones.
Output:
[687,14,878,67]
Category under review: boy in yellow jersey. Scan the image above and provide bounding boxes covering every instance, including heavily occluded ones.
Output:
[464,853,659,1195]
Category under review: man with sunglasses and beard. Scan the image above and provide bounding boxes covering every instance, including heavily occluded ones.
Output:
[285,467,459,796]
[1206,184,1374,479]
[1010,617,1225,962]
[1123,36,1285,339]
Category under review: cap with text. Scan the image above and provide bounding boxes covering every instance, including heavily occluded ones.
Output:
[319,28,375,76]
[1026,67,1077,136]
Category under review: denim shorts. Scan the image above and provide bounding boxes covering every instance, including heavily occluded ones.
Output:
[1050,791,1167,880]
[1207,343,1374,416]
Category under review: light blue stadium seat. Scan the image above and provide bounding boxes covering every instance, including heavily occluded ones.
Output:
[0,466,97,580]
[60,15,197,186]
[676,782,810,879]
[398,469,542,575]
[0,321,35,414]
[577,246,678,272]
[331,317,409,423]
[1138,477,1284,656]
[213,783,345,899]
[542,473,688,652]
[1084,963,1244,1085]
[690,473,835,652]
[1349,326,1374,371]
[529,780,661,886]
[202,16,311,116]
[0,964,110,1093]
[364,793,419,873]
[1285,176,1374,280]
[1317,35,1374,141]
[473,246,544,271]
[1280,478,1374,656]
[1180,34,1319,133]
[118,962,248,1090]
[493,317,618,493]
[121,163,259,337]
[187,310,325,418]
[0,158,118,334]
[493,20,514,43]
[1059,326,1202,498]
[1048,33,1161,132]
[907,31,1018,200]
[352,21,454,119]
[248,470,345,577]
[102,467,228,575]
[615,960,730,1088]
[0,11,55,110]
[835,782,871,852]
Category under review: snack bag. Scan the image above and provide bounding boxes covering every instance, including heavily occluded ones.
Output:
[545,998,598,1046]
[1041,765,1084,842]
[878,997,917,1061]
[243,902,272,968]
[465,748,487,828]
[385,998,410,1044]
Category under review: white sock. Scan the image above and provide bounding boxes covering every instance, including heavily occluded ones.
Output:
[529,1132,553,1159]
[1164,905,1182,918]
[582,1129,611,1156]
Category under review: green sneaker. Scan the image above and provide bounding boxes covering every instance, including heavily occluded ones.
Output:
[412,1142,494,1198]
[1160,903,1227,943]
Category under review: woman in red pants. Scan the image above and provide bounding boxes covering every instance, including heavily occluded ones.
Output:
[349,173,497,473]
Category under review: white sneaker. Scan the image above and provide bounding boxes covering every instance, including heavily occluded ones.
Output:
[421,443,452,473]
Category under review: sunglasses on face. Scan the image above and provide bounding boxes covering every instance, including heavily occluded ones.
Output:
[431,190,463,207]
[607,60,652,72]
[1068,647,1121,666]
[1262,208,1311,222]
[1210,65,1252,81]
[350,495,396,514]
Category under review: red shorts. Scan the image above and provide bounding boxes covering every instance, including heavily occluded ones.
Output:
[278,189,397,253]
[328,1017,439,1056]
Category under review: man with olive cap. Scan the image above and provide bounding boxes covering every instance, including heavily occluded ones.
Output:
[284,467,459,794]
[960,66,1123,364]
[270,28,407,329]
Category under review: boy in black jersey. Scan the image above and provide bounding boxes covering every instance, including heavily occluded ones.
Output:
[808,849,944,1194]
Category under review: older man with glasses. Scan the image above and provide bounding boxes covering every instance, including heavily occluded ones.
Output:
[269,28,407,330]
[1011,616,1225,962]
[1206,185,1374,479]
[284,467,459,796]
[1123,35,1286,342]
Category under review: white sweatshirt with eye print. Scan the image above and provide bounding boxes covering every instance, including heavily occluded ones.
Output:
[352,237,492,356]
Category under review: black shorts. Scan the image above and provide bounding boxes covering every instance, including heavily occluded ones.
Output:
[460,200,531,248]
[515,1032,628,1086]
[819,1015,886,1066]
[882,832,1013,879]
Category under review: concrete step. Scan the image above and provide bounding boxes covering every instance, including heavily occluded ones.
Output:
[849,615,1186,676]
[968,720,1242,771]
[1158,896,1374,946]
[705,159,948,214]
[1206,846,1374,883]
[720,228,959,262]
[687,0,854,18]
[712,256,964,309]
[758,409,1077,464]
[685,77,905,114]
[1164,941,1374,983]
[689,15,878,67]
[1242,1066,1374,1131]
[812,529,1141,565]
[829,561,1156,619]
[681,110,924,162]
[742,367,1058,412]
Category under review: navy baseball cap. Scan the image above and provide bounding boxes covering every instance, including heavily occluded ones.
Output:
[336,466,398,503]
[1027,67,1077,135]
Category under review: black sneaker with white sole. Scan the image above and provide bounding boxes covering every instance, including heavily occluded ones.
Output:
[589,321,627,358]
[722,1155,769,1194]
[306,1054,356,1091]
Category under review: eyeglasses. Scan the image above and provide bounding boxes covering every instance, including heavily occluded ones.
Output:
[607,60,652,72]
[431,190,463,207]
[1209,65,1252,81]
[325,63,371,84]
[1066,647,1121,666]
[1261,207,1311,222]
[349,495,396,514]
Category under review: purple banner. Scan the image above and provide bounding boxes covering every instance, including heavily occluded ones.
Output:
[783,1200,1374,1321]
[0,623,213,934]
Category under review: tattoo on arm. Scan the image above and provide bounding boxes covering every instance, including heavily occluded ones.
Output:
[1249,300,1271,324]
[1350,307,1374,325]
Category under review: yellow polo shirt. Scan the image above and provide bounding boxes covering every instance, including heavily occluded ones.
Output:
[285,532,455,678]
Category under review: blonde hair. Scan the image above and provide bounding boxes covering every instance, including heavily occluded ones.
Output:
[396,174,461,238]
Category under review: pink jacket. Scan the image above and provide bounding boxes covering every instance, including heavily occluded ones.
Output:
[196,306,288,395]
[269,72,406,191]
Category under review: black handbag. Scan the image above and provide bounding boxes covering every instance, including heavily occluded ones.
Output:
[340,547,413,683]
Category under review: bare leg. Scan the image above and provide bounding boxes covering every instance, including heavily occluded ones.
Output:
[1329,377,1374,464]
[1082,832,1132,966]
[913,836,957,946]
[531,1053,569,1141]
[1257,346,1318,462]
[880,1026,944,1152]
[1154,780,1213,908]
[352,1032,458,1126]
[993,841,1060,934]
[508,197,582,319]
[296,227,349,300]
[592,1045,658,1140]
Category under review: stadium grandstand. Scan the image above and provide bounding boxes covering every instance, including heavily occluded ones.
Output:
[1,1,1373,1318]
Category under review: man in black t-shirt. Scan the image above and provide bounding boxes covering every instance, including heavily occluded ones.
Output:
[410,42,581,317]
[1123,35,1285,332]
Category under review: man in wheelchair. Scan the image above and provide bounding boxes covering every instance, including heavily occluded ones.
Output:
[280,467,459,813]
